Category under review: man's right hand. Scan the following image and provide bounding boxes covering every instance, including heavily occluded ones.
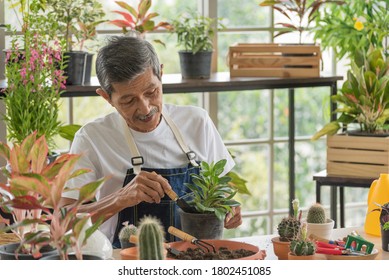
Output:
[119,171,172,207]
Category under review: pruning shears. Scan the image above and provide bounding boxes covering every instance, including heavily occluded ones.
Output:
[315,241,367,256]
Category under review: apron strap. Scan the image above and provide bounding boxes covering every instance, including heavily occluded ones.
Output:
[162,108,199,167]
[120,116,143,174]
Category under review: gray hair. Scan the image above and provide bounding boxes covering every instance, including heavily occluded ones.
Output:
[96,36,161,96]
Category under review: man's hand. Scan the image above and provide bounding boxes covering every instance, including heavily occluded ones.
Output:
[224,206,242,229]
[119,171,172,207]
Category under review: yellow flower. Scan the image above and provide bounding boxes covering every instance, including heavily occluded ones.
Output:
[354,20,364,31]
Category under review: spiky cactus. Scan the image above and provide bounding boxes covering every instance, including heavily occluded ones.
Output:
[289,223,316,256]
[137,216,165,260]
[307,203,326,224]
[119,222,138,248]
[277,217,301,242]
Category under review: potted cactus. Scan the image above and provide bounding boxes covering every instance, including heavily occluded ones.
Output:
[137,216,165,260]
[288,223,316,260]
[271,199,301,260]
[305,203,334,241]
[118,222,138,249]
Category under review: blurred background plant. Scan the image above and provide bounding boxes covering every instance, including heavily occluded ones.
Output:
[259,0,345,44]
[312,0,389,61]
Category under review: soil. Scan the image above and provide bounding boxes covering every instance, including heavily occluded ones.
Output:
[167,246,256,260]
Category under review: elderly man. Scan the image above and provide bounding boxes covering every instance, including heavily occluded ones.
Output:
[62,36,242,247]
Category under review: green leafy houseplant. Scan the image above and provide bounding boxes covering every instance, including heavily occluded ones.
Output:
[259,0,345,44]
[170,10,224,54]
[0,132,106,259]
[312,0,389,60]
[185,159,241,221]
[109,0,171,46]
[312,46,389,140]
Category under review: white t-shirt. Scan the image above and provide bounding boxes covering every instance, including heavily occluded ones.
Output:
[64,103,235,242]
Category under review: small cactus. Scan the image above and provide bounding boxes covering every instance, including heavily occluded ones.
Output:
[119,222,138,248]
[277,217,301,242]
[289,223,316,256]
[307,203,326,224]
[137,216,165,260]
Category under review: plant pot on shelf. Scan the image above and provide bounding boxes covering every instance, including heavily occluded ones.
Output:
[271,236,290,260]
[306,218,334,241]
[178,208,224,239]
[64,51,91,85]
[178,51,212,79]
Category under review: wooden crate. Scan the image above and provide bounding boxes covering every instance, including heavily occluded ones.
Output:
[327,134,389,178]
[228,43,321,78]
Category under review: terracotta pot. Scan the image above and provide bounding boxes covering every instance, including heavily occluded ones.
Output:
[271,236,290,260]
[287,252,316,260]
[120,239,266,260]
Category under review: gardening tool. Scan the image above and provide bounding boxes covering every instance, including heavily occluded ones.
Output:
[128,235,182,256]
[315,241,367,256]
[168,226,216,253]
[165,189,197,213]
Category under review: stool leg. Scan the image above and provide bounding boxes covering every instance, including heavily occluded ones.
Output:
[330,186,337,228]
[340,187,345,228]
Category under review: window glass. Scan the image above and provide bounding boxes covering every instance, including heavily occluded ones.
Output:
[218,90,270,140]
[223,216,268,238]
[218,0,270,28]
[273,142,289,209]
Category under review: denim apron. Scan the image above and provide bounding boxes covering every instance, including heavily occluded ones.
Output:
[112,109,200,247]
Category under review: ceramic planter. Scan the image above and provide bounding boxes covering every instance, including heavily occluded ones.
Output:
[0,243,57,260]
[40,253,103,260]
[287,252,316,260]
[178,208,223,239]
[271,236,290,260]
[306,218,334,241]
[178,51,212,79]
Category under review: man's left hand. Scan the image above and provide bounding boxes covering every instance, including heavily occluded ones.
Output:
[224,206,242,229]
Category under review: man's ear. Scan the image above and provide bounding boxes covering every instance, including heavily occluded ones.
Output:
[96,88,112,105]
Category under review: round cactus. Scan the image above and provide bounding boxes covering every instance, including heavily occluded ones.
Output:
[119,222,138,248]
[137,216,165,260]
[289,239,316,256]
[306,203,326,224]
[277,217,300,242]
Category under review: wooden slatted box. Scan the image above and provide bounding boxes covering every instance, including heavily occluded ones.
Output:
[327,134,389,178]
[228,43,321,78]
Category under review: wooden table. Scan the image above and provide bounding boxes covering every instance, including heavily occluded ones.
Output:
[112,227,388,260]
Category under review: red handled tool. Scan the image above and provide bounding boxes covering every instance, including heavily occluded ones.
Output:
[315,241,366,256]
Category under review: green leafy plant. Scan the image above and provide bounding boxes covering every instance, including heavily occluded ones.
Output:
[312,0,389,60]
[170,10,225,54]
[109,0,171,46]
[289,222,316,256]
[2,30,67,150]
[259,0,345,44]
[277,199,301,241]
[185,159,241,221]
[0,132,106,259]
[312,46,389,140]
[45,0,106,51]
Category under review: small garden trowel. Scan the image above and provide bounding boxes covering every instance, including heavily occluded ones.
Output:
[165,189,197,213]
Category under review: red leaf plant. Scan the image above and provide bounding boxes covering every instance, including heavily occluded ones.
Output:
[0,132,107,259]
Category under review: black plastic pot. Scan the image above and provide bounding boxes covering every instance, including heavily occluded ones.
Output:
[0,243,57,260]
[84,53,94,84]
[178,208,223,239]
[178,51,213,79]
[381,228,389,252]
[64,51,88,85]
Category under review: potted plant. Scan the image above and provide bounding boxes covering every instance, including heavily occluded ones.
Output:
[378,203,389,252]
[259,0,345,44]
[312,0,389,61]
[0,132,108,260]
[45,0,106,85]
[108,0,171,46]
[305,203,334,241]
[170,10,224,79]
[271,198,301,260]
[288,222,316,260]
[311,46,389,177]
[180,159,241,239]
[118,222,137,249]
